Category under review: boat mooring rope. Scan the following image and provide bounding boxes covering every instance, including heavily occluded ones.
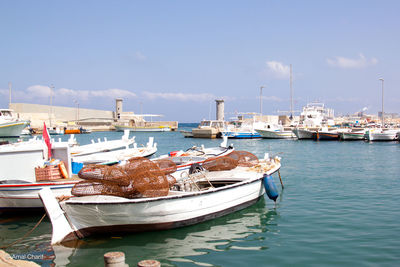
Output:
[0,213,47,250]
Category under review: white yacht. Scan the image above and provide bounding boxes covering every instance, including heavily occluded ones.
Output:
[0,109,30,137]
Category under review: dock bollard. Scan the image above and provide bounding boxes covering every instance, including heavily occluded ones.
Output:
[137,259,161,267]
[104,251,128,267]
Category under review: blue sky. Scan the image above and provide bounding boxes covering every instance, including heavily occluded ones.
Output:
[1,0,399,122]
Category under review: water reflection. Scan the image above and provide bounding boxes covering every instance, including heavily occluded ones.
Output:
[50,198,280,266]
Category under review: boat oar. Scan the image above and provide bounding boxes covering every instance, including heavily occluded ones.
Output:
[277,169,284,189]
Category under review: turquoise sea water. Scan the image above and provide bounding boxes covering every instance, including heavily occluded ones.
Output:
[1,129,400,266]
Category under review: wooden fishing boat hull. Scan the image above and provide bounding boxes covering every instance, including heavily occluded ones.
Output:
[315,131,339,140]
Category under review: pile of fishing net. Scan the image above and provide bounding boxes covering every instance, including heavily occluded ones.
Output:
[72,157,177,199]
[201,150,259,171]
[71,151,259,199]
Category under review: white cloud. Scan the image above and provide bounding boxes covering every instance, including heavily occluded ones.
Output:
[0,89,7,96]
[262,61,290,80]
[90,88,136,98]
[26,85,53,97]
[58,88,79,97]
[11,85,136,103]
[135,51,147,61]
[143,91,215,102]
[262,95,283,102]
[326,53,378,69]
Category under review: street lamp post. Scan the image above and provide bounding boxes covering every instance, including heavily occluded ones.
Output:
[379,78,384,128]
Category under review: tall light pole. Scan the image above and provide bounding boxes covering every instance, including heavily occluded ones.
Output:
[260,86,265,116]
[73,99,79,122]
[49,84,54,127]
[8,82,12,108]
[379,78,384,127]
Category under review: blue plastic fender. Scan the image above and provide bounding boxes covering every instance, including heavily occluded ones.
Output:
[263,174,279,202]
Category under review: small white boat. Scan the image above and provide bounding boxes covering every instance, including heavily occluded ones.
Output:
[221,117,264,139]
[40,153,282,244]
[69,130,135,156]
[339,129,366,140]
[292,128,316,139]
[256,124,295,139]
[0,139,79,211]
[191,120,226,139]
[71,137,157,165]
[365,128,399,141]
[158,136,234,179]
[0,109,30,137]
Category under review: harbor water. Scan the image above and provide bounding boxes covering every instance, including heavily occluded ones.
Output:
[1,128,400,266]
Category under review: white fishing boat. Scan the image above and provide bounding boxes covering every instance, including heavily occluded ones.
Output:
[0,139,79,211]
[221,114,265,139]
[39,152,282,244]
[256,124,295,139]
[339,129,366,140]
[292,128,316,139]
[191,120,226,138]
[0,109,30,137]
[71,137,157,165]
[69,130,135,156]
[365,128,399,141]
[158,136,234,179]
[292,102,334,139]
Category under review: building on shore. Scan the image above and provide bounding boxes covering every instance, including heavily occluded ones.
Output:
[10,99,178,132]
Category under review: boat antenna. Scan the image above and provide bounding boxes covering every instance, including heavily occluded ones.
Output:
[290,64,293,120]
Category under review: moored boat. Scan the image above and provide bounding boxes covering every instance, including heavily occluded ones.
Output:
[365,128,399,141]
[71,137,157,165]
[0,109,30,137]
[191,120,225,138]
[39,152,282,244]
[292,128,316,139]
[314,128,340,140]
[0,139,79,211]
[256,124,295,139]
[339,129,366,141]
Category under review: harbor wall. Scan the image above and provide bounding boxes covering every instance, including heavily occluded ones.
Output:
[10,103,178,131]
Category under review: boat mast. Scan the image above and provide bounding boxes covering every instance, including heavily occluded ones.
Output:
[290,64,293,120]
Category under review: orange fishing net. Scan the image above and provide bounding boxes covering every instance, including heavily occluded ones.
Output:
[72,157,177,198]
[202,151,259,171]
[72,152,258,199]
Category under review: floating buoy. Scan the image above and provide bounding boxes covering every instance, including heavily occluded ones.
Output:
[263,174,279,202]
